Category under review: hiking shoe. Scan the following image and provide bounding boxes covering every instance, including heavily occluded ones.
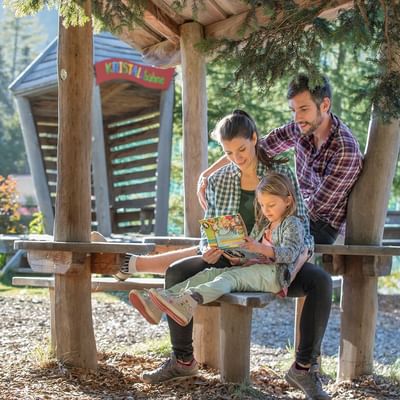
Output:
[285,363,331,399]
[149,289,198,326]
[114,253,137,281]
[129,289,162,325]
[141,353,198,384]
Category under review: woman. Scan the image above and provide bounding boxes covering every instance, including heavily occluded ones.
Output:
[105,110,332,399]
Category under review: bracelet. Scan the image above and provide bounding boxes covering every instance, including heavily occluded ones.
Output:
[195,245,203,256]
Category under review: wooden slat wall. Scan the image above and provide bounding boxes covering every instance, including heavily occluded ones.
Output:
[106,110,161,234]
[29,82,167,236]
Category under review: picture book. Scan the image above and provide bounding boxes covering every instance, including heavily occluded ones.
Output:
[199,214,263,261]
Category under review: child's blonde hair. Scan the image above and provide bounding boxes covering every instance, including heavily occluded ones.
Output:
[255,172,297,229]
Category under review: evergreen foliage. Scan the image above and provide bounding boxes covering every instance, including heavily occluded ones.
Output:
[0,8,44,175]
[5,1,400,121]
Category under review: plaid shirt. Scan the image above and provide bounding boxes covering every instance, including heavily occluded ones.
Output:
[259,114,363,232]
[204,161,314,251]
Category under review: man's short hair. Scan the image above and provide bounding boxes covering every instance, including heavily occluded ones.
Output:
[287,74,332,106]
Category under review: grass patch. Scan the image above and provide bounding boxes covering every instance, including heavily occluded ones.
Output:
[130,334,171,358]
[30,338,56,368]
[230,383,266,399]
[0,282,48,296]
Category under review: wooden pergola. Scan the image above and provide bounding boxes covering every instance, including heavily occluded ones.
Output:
[12,0,400,383]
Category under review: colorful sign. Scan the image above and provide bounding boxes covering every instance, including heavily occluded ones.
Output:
[95,58,175,90]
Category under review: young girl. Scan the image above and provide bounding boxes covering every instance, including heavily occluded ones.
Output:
[129,172,310,327]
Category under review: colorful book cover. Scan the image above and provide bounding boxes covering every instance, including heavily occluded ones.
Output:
[199,214,248,249]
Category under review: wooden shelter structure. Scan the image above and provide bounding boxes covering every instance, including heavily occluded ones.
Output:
[9,32,175,236]
[11,0,400,385]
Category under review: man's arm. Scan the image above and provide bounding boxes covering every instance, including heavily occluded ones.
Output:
[197,156,229,210]
[258,123,298,156]
[307,146,362,221]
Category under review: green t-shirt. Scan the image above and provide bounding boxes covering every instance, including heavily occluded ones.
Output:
[239,189,256,234]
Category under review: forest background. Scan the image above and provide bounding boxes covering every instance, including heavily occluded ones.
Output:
[0,2,399,236]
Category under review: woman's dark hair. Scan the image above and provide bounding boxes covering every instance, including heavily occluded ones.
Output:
[210,109,285,168]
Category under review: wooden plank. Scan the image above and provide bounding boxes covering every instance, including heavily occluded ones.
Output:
[180,22,208,236]
[114,196,156,209]
[14,96,54,234]
[143,1,180,44]
[14,240,155,254]
[205,1,353,41]
[109,128,159,148]
[110,142,159,160]
[12,276,164,292]
[113,169,157,183]
[216,292,275,308]
[91,82,112,236]
[315,244,400,256]
[112,156,157,171]
[113,181,156,197]
[107,114,159,136]
[27,249,87,274]
[155,80,174,235]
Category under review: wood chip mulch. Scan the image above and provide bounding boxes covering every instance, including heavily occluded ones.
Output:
[0,292,398,399]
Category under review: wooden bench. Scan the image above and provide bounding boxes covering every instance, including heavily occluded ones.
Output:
[12,238,400,383]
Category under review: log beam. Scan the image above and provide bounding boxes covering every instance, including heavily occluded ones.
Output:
[54,1,97,370]
[340,116,400,380]
[180,22,208,237]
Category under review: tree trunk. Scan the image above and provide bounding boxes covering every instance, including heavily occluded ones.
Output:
[54,2,97,370]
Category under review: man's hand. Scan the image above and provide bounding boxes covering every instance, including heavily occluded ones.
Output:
[197,175,208,211]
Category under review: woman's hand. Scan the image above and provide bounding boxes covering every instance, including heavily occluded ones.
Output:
[197,175,208,211]
[201,247,224,264]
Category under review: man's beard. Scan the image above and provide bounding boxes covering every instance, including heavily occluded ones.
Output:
[299,111,323,136]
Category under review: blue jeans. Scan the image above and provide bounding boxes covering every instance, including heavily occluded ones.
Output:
[165,256,332,366]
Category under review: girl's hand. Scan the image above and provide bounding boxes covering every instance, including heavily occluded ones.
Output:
[241,236,264,253]
[202,247,224,264]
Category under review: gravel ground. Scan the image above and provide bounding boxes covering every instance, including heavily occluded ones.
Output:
[0,290,399,399]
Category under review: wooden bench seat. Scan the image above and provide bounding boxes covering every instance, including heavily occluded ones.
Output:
[12,239,400,383]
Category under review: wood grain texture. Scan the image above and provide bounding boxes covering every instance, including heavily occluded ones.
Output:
[180,22,208,237]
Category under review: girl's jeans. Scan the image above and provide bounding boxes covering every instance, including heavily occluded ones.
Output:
[167,263,281,304]
[165,256,332,366]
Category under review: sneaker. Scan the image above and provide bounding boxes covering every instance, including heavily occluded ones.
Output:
[141,353,198,384]
[149,289,198,327]
[129,289,163,325]
[114,253,137,281]
[285,363,331,400]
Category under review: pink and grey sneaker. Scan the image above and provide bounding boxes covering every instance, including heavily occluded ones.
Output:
[129,289,163,325]
[148,289,198,326]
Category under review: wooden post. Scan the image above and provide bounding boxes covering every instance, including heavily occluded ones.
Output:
[14,96,54,234]
[219,303,252,383]
[155,80,174,236]
[340,116,400,380]
[53,2,97,369]
[193,306,221,369]
[91,81,112,236]
[180,22,208,237]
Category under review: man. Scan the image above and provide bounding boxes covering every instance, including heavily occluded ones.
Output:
[198,74,363,244]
